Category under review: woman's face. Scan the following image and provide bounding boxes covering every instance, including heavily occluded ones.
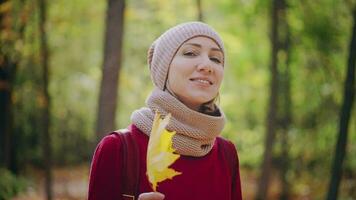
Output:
[167,36,224,111]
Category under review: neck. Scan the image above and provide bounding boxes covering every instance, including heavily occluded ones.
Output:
[165,83,201,112]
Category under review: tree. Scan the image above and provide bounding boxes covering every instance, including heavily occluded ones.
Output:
[276,0,291,199]
[0,0,13,170]
[196,0,203,22]
[255,0,282,199]
[38,0,53,198]
[96,0,126,141]
[326,6,356,200]
[0,0,26,172]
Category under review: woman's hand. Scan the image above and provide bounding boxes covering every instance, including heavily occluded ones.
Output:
[138,192,165,200]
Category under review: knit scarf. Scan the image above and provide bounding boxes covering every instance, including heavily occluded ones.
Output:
[131,88,226,157]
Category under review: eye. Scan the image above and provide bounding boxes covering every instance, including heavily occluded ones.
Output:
[183,51,197,57]
[210,57,222,64]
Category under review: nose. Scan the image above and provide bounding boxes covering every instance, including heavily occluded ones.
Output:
[196,56,213,74]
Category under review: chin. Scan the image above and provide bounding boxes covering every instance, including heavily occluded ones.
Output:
[188,95,214,105]
[178,90,216,108]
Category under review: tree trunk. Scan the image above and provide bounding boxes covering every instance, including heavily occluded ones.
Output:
[0,0,17,171]
[38,0,53,198]
[278,0,291,199]
[0,0,10,169]
[279,50,291,200]
[326,6,356,200]
[0,57,13,170]
[255,0,280,199]
[96,0,125,141]
[196,0,203,22]
[1,0,28,173]
[0,0,5,168]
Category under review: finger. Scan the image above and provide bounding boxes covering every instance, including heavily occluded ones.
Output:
[138,192,165,200]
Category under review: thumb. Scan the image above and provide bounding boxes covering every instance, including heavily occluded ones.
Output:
[138,192,165,200]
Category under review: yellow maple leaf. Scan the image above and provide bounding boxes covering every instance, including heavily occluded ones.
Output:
[147,112,182,191]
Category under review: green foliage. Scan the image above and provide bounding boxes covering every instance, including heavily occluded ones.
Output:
[0,168,28,200]
[3,0,355,198]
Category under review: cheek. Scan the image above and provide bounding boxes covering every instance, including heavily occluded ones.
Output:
[169,62,191,81]
[215,68,224,86]
[167,65,186,91]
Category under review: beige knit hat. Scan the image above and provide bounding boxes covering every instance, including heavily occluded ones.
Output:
[147,21,225,90]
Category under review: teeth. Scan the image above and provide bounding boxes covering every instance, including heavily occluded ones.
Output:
[195,79,210,84]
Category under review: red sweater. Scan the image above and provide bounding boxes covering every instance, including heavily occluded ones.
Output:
[88,124,242,200]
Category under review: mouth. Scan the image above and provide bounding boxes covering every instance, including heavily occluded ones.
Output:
[189,78,213,85]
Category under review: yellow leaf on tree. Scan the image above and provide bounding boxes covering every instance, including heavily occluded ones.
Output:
[147,112,182,191]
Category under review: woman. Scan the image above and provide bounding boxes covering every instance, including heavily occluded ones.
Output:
[88,21,242,200]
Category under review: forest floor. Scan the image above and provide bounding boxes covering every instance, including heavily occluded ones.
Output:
[13,165,89,200]
[12,166,316,200]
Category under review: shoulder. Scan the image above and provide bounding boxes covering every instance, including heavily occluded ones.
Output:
[216,137,239,167]
[216,137,238,155]
[216,137,240,179]
[97,133,122,152]
[91,133,124,165]
[94,125,146,158]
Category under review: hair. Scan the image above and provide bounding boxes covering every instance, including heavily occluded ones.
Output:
[199,93,221,116]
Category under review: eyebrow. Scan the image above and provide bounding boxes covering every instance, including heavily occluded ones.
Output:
[184,43,222,53]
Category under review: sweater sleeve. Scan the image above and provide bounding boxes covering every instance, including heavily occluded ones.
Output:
[228,141,243,200]
[88,134,123,200]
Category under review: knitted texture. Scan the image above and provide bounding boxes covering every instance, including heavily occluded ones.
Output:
[131,88,225,157]
[148,21,225,90]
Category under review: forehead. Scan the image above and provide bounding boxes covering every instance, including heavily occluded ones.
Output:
[181,36,222,51]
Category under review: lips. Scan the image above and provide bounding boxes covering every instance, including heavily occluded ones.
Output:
[189,77,213,85]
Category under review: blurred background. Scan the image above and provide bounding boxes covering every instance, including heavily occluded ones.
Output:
[0,0,355,199]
